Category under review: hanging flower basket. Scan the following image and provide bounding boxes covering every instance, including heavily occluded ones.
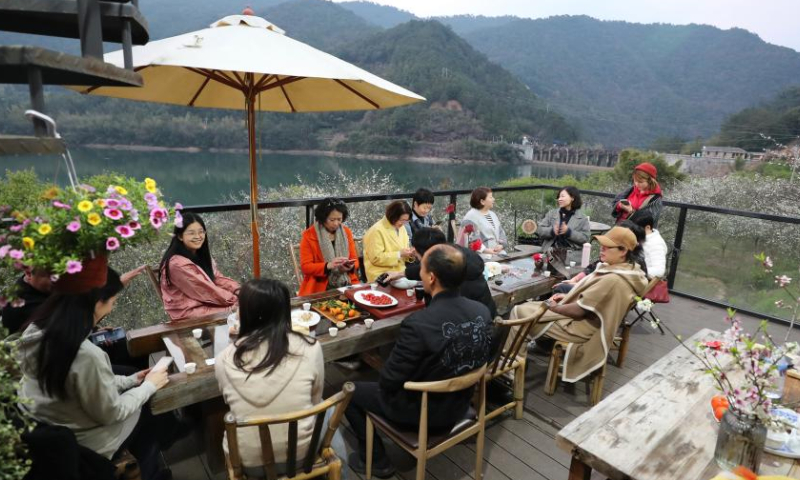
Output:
[0,175,183,303]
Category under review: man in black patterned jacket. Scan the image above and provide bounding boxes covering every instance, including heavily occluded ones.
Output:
[345,244,493,477]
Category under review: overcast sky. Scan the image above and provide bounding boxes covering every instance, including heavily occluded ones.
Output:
[335,0,800,52]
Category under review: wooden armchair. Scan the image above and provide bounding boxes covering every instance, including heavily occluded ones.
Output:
[545,341,607,406]
[288,243,302,288]
[144,265,162,301]
[487,302,549,420]
[223,382,355,480]
[366,366,487,480]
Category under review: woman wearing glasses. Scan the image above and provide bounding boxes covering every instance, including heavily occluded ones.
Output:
[159,212,240,321]
[298,198,360,295]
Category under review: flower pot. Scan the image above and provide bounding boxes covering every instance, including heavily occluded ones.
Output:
[714,409,767,473]
[53,254,108,294]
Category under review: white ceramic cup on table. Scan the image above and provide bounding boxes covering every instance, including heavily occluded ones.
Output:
[328,327,339,337]
[302,302,311,311]
[364,318,374,329]
[370,283,378,290]
[543,271,551,278]
[184,362,197,374]
[192,328,202,339]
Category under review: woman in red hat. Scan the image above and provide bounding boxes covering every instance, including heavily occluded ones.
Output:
[612,162,663,227]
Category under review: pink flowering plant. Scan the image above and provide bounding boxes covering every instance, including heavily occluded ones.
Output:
[755,252,799,343]
[0,175,182,305]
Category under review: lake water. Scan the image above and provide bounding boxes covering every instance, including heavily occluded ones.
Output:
[5,148,591,205]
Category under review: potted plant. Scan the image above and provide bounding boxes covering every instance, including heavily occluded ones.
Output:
[0,175,181,301]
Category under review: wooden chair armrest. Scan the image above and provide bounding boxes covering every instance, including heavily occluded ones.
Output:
[404,366,486,393]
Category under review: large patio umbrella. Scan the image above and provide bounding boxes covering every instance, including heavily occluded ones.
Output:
[70,13,424,276]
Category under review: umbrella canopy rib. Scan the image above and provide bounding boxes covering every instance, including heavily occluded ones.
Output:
[279,84,296,112]
[254,73,274,91]
[185,67,242,91]
[335,79,379,109]
[188,75,212,107]
[258,75,303,93]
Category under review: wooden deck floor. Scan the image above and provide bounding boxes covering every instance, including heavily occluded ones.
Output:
[162,296,800,480]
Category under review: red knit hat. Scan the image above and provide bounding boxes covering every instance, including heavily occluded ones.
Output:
[634,162,657,179]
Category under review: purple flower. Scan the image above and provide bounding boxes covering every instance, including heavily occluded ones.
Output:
[9,249,23,259]
[106,237,120,251]
[119,198,133,211]
[105,199,120,208]
[0,245,10,258]
[52,200,71,209]
[144,193,158,205]
[10,224,23,232]
[67,221,81,232]
[103,208,123,220]
[174,210,183,228]
[174,202,184,210]
[80,184,96,193]
[66,260,83,274]
[130,209,139,222]
[115,225,135,238]
[129,221,141,230]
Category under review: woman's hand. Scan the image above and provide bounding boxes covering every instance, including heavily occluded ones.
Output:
[135,368,151,384]
[120,264,148,286]
[550,293,566,303]
[400,247,416,259]
[556,223,569,235]
[385,271,404,282]
[144,368,169,390]
[617,201,634,213]
[327,257,349,271]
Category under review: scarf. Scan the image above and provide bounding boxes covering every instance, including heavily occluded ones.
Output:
[314,222,351,288]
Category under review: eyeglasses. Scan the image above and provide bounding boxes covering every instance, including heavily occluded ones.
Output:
[184,229,206,237]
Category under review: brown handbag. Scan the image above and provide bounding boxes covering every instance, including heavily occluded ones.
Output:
[645,279,670,303]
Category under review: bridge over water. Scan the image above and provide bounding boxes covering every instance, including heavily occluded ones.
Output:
[516,144,619,167]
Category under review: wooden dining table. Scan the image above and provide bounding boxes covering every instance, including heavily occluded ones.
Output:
[556,328,800,480]
[127,255,556,415]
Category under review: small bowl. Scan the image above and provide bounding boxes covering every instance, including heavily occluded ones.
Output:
[766,428,790,449]
[335,321,346,329]
[364,318,374,329]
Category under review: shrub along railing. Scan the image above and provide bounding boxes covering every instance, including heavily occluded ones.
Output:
[184,184,800,327]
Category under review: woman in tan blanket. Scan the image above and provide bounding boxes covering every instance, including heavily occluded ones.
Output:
[512,226,647,382]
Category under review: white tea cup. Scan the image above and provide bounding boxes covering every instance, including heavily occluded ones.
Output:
[302,302,311,311]
[406,288,414,297]
[543,271,552,278]
[364,318,374,329]
[192,328,203,339]
[569,261,576,267]
[370,283,378,290]
[328,327,339,337]
[184,362,197,374]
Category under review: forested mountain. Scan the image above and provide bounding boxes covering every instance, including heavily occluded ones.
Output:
[2,0,800,154]
[0,3,574,159]
[458,15,800,147]
[715,86,800,151]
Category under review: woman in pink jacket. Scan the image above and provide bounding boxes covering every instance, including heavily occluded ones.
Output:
[159,212,240,321]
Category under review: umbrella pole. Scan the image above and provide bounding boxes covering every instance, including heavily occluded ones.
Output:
[246,93,261,278]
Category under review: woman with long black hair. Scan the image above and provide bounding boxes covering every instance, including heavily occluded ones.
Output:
[159,211,240,321]
[215,278,345,473]
[17,268,171,480]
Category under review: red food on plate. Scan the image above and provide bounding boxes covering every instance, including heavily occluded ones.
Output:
[362,292,393,305]
[704,340,723,350]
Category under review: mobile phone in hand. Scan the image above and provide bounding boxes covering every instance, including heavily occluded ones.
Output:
[620,199,630,206]
[90,327,126,345]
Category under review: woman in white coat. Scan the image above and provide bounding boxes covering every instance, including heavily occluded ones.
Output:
[460,187,508,254]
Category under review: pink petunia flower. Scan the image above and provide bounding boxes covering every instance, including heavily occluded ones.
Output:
[52,200,71,209]
[129,221,141,230]
[66,260,83,274]
[106,237,120,251]
[115,225,135,238]
[10,224,23,232]
[150,216,163,229]
[0,245,10,258]
[67,221,81,232]
[103,208,123,220]
[174,210,183,228]
[9,249,23,259]
[105,199,120,208]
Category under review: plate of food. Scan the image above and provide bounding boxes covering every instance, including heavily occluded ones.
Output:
[354,290,398,308]
[390,277,420,290]
[765,408,800,458]
[312,299,364,322]
[484,261,503,278]
[291,310,320,328]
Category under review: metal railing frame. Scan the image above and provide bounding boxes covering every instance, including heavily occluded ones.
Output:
[184,184,800,327]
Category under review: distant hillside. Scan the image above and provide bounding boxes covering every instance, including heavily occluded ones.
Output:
[339,1,416,28]
[434,15,518,36]
[716,85,800,151]
[0,3,575,160]
[459,15,800,147]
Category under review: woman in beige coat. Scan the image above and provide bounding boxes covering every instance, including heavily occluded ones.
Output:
[215,278,346,473]
[512,227,647,382]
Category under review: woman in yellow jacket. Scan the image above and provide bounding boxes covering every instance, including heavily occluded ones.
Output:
[363,200,416,281]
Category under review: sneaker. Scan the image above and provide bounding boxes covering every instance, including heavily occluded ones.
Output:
[348,452,396,478]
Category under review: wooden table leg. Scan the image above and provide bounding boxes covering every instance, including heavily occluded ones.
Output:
[568,456,591,480]
[202,397,228,473]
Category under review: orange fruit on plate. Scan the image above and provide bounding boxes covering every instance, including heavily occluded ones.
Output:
[336,314,345,321]
[713,406,728,422]
[348,309,358,318]
[711,395,729,410]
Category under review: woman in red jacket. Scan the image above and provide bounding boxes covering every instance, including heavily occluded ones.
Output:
[612,162,664,227]
[298,198,360,296]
